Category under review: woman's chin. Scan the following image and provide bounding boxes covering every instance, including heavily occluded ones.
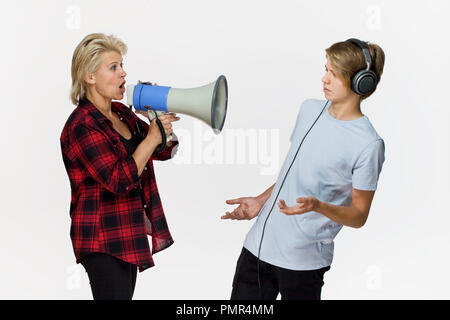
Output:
[113,92,124,101]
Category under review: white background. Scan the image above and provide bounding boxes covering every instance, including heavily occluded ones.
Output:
[0,0,449,299]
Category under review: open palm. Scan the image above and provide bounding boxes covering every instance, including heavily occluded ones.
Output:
[222,197,262,220]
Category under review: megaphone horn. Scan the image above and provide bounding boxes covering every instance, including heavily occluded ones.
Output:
[126,75,228,134]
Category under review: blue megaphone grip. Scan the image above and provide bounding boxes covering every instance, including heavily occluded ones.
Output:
[133,83,170,112]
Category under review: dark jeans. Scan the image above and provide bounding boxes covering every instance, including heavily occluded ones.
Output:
[231,247,330,300]
[80,252,138,300]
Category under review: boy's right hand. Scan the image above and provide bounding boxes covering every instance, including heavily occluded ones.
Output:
[222,197,263,220]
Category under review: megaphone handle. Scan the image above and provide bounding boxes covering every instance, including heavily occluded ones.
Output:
[146,108,173,144]
[153,117,167,153]
[147,108,167,153]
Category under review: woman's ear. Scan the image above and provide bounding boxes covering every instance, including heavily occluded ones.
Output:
[84,72,96,85]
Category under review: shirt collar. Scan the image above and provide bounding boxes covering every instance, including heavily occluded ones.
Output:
[79,97,125,123]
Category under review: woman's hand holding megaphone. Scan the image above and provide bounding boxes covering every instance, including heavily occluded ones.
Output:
[132,112,180,176]
[147,112,180,146]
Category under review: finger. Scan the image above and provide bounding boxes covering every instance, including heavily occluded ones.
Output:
[160,113,179,120]
[160,113,177,119]
[160,117,180,125]
[279,205,294,214]
[238,208,247,219]
[163,127,172,133]
[233,208,244,219]
[280,207,301,215]
[285,204,309,215]
[226,199,241,205]
[221,212,232,219]
[225,211,238,219]
[233,206,247,220]
[281,209,297,215]
[162,125,172,133]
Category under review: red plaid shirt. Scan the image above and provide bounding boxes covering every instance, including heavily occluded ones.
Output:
[60,99,177,272]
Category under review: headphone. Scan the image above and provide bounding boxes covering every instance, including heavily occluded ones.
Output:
[346,38,377,95]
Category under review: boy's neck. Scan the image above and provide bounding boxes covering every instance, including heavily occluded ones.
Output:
[328,96,363,120]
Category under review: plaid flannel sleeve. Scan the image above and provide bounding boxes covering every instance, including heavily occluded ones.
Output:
[71,123,140,194]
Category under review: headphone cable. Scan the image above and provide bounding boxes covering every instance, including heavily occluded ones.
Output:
[256,100,329,299]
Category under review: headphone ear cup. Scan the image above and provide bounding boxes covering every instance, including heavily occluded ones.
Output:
[351,70,377,95]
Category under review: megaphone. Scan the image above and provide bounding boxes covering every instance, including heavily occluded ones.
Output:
[126,75,228,149]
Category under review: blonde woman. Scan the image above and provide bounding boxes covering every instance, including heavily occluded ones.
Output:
[224,39,385,300]
[60,33,180,300]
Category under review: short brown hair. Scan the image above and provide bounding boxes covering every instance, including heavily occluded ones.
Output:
[325,40,385,100]
[70,33,127,105]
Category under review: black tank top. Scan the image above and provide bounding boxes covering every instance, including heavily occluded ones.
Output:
[119,127,147,208]
[119,132,140,156]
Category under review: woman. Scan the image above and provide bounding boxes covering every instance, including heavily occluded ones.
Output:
[60,33,180,300]
[224,39,385,300]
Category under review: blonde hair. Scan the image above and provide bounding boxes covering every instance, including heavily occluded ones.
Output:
[70,33,127,105]
[325,40,385,100]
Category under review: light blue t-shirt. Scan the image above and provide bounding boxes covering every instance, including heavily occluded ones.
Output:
[243,99,385,270]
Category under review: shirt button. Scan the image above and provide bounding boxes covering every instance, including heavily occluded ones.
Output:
[125,187,129,191]
[143,204,147,209]
[144,166,148,170]
[119,117,123,121]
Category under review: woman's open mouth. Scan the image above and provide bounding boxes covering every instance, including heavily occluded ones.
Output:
[119,81,126,93]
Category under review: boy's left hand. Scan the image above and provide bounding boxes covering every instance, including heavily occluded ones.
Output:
[278,197,320,215]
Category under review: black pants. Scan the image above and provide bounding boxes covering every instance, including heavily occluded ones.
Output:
[231,247,330,300]
[80,252,138,300]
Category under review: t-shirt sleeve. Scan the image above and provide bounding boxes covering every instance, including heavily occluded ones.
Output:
[352,139,385,191]
[289,116,299,142]
[289,103,305,142]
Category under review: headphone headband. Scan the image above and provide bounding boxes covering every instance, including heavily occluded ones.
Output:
[346,38,372,71]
